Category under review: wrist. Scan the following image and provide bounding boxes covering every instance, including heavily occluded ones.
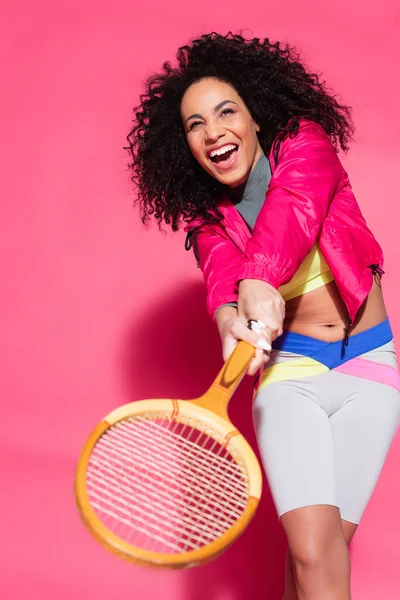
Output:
[239,279,277,292]
[215,305,238,333]
[238,264,281,289]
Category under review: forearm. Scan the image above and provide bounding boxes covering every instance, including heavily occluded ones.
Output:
[191,224,244,320]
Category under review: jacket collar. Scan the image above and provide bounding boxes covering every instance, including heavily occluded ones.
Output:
[184,140,278,247]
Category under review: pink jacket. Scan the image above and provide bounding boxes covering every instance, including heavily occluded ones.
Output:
[185,119,384,325]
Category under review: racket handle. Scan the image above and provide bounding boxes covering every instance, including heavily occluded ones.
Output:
[191,341,255,420]
[216,340,255,391]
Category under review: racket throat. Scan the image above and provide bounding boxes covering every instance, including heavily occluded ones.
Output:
[191,385,232,421]
[192,342,255,420]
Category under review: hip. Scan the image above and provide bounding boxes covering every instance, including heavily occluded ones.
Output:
[258,319,399,394]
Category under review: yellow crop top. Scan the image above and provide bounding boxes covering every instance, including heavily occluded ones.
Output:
[278,244,334,301]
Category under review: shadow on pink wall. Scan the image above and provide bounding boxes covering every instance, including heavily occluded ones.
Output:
[120,281,287,599]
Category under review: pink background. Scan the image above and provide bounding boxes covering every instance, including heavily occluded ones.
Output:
[2,1,400,598]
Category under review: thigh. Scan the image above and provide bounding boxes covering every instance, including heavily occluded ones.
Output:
[342,519,358,545]
[253,378,338,518]
[329,374,400,524]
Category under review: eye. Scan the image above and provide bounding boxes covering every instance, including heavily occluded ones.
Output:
[221,108,235,116]
[189,120,203,131]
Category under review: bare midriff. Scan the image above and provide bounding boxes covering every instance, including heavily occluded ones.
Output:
[283,276,387,341]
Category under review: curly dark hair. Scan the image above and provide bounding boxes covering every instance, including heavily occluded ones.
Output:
[126,32,354,230]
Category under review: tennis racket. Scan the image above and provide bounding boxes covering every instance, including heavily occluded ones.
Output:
[74,340,262,569]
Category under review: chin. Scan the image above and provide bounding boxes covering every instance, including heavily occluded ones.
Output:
[222,172,247,187]
[205,164,246,187]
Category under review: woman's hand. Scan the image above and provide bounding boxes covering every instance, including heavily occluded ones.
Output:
[216,306,271,376]
[238,279,285,341]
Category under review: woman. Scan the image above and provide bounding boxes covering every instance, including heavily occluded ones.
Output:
[126,33,400,600]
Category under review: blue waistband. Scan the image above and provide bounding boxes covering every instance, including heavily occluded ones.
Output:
[271,318,393,369]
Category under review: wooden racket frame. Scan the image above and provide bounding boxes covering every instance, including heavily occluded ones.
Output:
[75,341,263,569]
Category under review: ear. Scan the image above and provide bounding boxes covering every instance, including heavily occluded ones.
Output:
[255,122,261,132]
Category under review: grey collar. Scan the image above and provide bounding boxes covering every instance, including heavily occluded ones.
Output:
[226,152,269,204]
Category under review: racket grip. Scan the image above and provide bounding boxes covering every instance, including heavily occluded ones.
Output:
[215,341,256,393]
[191,341,255,419]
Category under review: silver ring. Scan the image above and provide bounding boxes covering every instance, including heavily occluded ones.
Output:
[247,319,267,334]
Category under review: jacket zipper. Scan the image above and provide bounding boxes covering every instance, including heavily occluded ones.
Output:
[185,229,200,268]
[342,264,385,354]
[368,263,385,277]
[343,316,351,350]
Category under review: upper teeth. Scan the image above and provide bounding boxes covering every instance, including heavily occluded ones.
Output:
[209,145,237,158]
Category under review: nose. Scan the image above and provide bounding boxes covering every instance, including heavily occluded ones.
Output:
[204,121,225,142]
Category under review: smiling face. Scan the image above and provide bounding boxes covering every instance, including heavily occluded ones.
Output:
[180,78,262,188]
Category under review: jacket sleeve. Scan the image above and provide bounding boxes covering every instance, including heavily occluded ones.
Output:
[237,120,345,288]
[195,224,244,320]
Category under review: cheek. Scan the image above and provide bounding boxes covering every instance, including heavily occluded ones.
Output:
[239,130,258,160]
[187,136,206,164]
[243,123,258,146]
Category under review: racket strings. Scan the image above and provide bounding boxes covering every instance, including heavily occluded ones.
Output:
[94,416,248,510]
[88,481,210,552]
[88,453,229,553]
[86,414,249,553]
[117,418,248,496]
[88,455,229,550]
[89,418,247,544]
[98,420,245,533]
[90,438,243,531]
[140,415,247,552]
[128,418,247,522]
[131,416,249,483]
[95,428,246,521]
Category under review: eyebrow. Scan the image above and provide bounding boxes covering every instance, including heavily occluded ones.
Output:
[185,100,238,124]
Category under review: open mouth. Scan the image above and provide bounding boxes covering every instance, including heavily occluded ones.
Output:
[209,144,239,164]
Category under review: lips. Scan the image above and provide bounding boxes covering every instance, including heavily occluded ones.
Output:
[208,145,240,171]
[208,144,238,161]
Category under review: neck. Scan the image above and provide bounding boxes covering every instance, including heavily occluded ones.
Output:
[226,151,267,204]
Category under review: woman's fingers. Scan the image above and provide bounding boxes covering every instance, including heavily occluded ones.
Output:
[246,348,269,376]
[222,333,238,362]
[230,317,272,350]
[246,312,283,340]
[220,315,271,376]
[229,317,271,376]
